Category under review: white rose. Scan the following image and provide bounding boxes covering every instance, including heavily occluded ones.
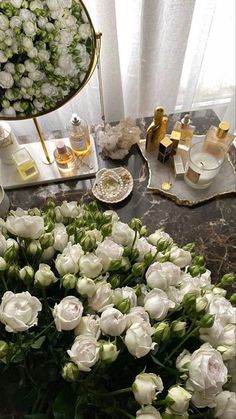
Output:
[34,263,57,287]
[60,29,73,45]
[28,71,44,81]
[100,308,126,336]
[0,291,42,333]
[79,254,103,279]
[55,243,84,276]
[200,320,236,348]
[41,246,55,262]
[41,82,59,97]
[61,0,72,8]
[9,0,22,7]
[53,296,83,331]
[144,289,175,320]
[179,271,211,297]
[67,335,99,372]
[88,282,113,312]
[95,239,123,271]
[74,315,100,339]
[176,349,191,372]
[79,23,91,40]
[53,223,68,252]
[132,373,163,405]
[46,0,59,10]
[38,50,50,62]
[76,277,96,298]
[0,72,14,89]
[146,261,181,290]
[6,215,44,239]
[21,36,33,51]
[111,221,135,247]
[137,284,149,306]
[134,238,156,262]
[169,246,191,268]
[214,391,236,419]
[2,107,16,117]
[217,345,236,361]
[136,406,162,419]
[126,306,150,329]
[167,385,192,414]
[166,286,183,305]
[206,294,236,326]
[186,343,228,407]
[0,52,7,64]
[4,63,15,74]
[59,201,79,218]
[23,21,36,37]
[147,229,173,246]
[0,14,9,31]
[24,59,37,73]
[0,234,7,256]
[114,286,137,308]
[125,322,155,358]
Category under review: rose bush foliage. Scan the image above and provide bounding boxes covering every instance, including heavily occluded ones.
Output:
[0,199,235,418]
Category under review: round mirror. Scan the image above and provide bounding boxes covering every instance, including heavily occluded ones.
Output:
[0,0,97,120]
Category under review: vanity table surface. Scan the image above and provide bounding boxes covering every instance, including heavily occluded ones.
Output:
[6,109,236,282]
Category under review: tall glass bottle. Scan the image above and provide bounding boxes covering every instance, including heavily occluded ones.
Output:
[67,113,91,157]
[205,121,234,151]
[173,114,195,150]
[146,107,164,152]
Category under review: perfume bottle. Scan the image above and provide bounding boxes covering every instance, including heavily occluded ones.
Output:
[205,121,234,150]
[67,113,91,157]
[146,107,164,152]
[173,114,195,150]
[12,147,39,180]
[54,141,76,172]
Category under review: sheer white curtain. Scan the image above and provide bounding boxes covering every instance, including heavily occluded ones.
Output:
[9,0,235,137]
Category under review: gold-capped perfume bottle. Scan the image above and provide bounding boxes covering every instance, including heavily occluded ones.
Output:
[54,141,76,172]
[205,121,234,150]
[173,114,195,150]
[67,113,91,157]
[146,107,164,152]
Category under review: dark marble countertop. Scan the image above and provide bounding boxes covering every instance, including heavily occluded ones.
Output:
[5,109,236,283]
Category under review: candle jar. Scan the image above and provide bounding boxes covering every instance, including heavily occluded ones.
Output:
[184,141,225,189]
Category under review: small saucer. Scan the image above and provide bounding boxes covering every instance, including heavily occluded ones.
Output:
[92,167,133,203]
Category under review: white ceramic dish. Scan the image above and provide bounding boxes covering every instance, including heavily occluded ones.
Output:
[0,185,10,218]
[92,167,133,203]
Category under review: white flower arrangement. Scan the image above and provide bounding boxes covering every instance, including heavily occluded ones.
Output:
[0,199,235,418]
[0,0,94,117]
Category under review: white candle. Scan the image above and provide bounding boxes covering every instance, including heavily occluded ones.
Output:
[184,142,224,189]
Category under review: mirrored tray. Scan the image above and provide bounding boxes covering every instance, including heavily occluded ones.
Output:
[92,167,133,203]
[138,135,236,206]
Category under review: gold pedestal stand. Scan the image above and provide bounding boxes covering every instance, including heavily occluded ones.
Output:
[33,117,54,164]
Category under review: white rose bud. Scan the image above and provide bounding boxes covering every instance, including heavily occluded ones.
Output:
[125,306,150,329]
[170,246,192,268]
[53,296,83,331]
[0,291,42,333]
[176,349,191,372]
[0,257,7,271]
[214,391,236,419]
[0,234,7,256]
[62,362,79,382]
[53,223,68,252]
[99,340,119,363]
[100,308,126,337]
[166,385,192,414]
[136,405,162,419]
[19,266,34,283]
[0,72,14,89]
[132,373,163,405]
[144,289,175,320]
[111,221,135,247]
[79,254,103,279]
[34,263,57,287]
[217,345,236,361]
[60,201,79,218]
[95,238,123,271]
[41,246,55,262]
[76,277,96,298]
[67,335,99,372]
[125,322,155,358]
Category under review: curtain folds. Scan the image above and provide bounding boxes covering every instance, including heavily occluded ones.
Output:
[7,0,235,137]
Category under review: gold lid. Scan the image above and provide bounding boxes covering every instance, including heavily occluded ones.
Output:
[154,107,164,125]
[170,130,181,141]
[217,121,230,139]
[160,136,172,148]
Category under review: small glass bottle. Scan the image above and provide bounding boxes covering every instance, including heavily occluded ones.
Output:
[205,121,234,151]
[173,114,195,150]
[67,113,91,157]
[12,147,39,180]
[54,141,76,172]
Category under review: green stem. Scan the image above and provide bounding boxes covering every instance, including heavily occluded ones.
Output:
[114,409,135,419]
[25,320,55,351]
[151,355,180,376]
[131,230,138,250]
[93,387,132,397]
[120,273,134,287]
[165,325,199,362]
[1,274,8,291]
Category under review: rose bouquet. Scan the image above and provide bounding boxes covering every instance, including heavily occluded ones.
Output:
[0,0,93,117]
[0,199,235,419]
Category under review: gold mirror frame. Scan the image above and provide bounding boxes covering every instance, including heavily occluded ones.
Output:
[0,1,101,163]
